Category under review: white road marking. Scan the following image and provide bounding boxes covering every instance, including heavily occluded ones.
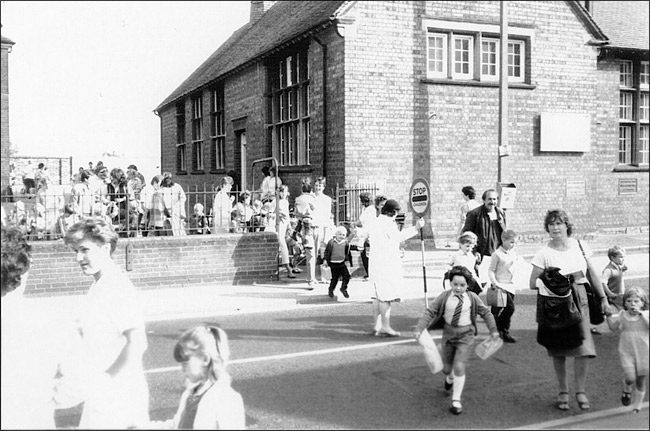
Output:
[145,334,442,375]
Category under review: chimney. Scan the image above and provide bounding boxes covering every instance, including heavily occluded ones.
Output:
[250,1,276,24]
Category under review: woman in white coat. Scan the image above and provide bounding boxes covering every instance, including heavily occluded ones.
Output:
[367,199,425,337]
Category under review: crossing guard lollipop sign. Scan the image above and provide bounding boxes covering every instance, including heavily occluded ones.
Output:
[409,178,431,216]
[409,178,431,308]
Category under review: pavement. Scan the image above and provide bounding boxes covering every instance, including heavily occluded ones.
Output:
[25,228,648,322]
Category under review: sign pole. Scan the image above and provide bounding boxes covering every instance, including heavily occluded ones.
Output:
[409,178,431,309]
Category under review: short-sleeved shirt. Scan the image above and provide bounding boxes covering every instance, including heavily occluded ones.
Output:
[531,238,592,296]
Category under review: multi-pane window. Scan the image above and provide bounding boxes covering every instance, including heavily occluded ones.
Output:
[620,93,633,120]
[427,34,447,78]
[639,126,649,165]
[427,28,529,82]
[620,61,633,87]
[640,62,649,89]
[619,126,632,164]
[267,48,310,166]
[210,85,226,170]
[480,38,525,82]
[176,102,186,172]
[618,59,649,166]
[640,93,649,122]
[191,96,204,171]
[481,39,498,79]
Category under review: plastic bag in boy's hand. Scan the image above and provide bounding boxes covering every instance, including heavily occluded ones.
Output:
[417,331,443,374]
[475,336,503,360]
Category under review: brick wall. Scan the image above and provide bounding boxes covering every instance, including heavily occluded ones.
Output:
[341,0,648,241]
[24,232,280,297]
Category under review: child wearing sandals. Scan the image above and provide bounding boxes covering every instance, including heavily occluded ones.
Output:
[606,288,649,413]
[151,325,245,429]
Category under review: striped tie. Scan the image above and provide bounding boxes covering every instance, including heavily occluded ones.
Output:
[451,295,464,327]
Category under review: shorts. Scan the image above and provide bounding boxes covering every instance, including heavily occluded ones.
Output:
[442,324,475,366]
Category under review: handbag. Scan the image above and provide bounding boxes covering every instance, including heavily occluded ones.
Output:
[418,331,443,374]
[536,267,582,329]
[486,286,507,307]
[578,240,605,325]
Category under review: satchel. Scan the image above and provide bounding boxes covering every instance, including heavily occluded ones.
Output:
[578,241,605,325]
[418,331,443,374]
[486,286,507,307]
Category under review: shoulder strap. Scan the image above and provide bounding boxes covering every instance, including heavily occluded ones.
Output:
[577,239,587,260]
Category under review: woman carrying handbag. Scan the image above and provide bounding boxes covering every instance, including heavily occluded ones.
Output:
[529,209,613,411]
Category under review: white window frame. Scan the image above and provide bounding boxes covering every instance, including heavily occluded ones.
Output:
[620,61,633,87]
[507,40,525,83]
[427,33,448,79]
[640,93,649,122]
[423,19,533,83]
[481,38,499,81]
[619,126,632,165]
[620,92,633,120]
[641,62,649,89]
[452,35,474,79]
[639,126,649,165]
[480,38,525,83]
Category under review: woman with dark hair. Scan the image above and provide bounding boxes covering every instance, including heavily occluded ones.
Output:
[367,199,425,336]
[529,209,612,411]
[458,185,480,236]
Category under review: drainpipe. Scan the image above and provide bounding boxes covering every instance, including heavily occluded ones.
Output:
[312,36,327,178]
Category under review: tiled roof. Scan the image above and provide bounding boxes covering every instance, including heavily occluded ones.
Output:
[589,0,649,50]
[156,1,345,112]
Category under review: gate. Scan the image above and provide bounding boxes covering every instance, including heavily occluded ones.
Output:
[334,183,379,225]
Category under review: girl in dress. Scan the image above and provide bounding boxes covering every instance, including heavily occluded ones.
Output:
[152,325,245,429]
[606,287,649,413]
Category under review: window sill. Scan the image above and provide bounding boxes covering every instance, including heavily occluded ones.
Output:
[612,166,649,173]
[278,165,315,175]
[209,169,227,175]
[191,170,206,175]
[420,78,536,90]
[175,171,188,176]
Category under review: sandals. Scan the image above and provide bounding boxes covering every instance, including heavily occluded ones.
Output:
[556,392,569,410]
[576,392,590,410]
[621,391,632,406]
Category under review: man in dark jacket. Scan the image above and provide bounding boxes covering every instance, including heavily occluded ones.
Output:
[461,189,507,284]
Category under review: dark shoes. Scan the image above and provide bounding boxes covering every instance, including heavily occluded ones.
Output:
[328,289,334,298]
[340,289,349,298]
[450,400,463,415]
[501,331,516,343]
[621,391,632,406]
[591,327,602,335]
[444,376,454,391]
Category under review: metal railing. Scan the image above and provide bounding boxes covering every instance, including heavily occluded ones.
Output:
[334,182,379,225]
[0,186,273,240]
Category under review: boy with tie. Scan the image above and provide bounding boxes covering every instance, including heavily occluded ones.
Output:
[413,266,500,415]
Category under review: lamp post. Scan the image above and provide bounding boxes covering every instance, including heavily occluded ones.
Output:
[498,0,509,183]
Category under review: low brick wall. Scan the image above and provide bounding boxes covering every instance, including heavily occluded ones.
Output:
[25,232,279,297]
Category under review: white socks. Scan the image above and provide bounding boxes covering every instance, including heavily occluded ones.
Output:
[451,372,466,402]
[633,389,645,411]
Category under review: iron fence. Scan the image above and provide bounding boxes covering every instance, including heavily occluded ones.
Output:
[334,182,379,225]
[0,186,274,240]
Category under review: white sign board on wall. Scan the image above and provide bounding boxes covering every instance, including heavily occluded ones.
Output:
[540,112,591,152]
